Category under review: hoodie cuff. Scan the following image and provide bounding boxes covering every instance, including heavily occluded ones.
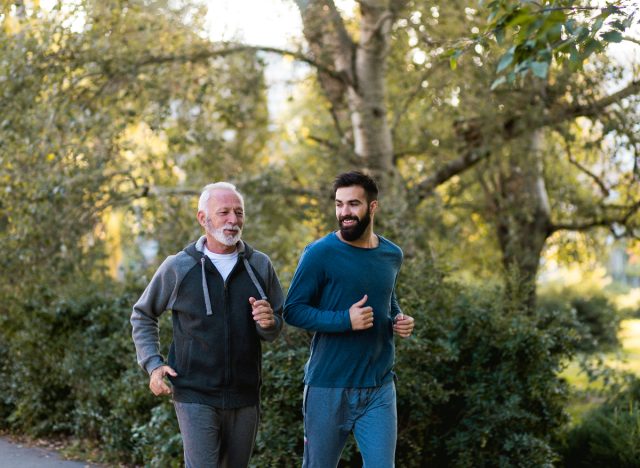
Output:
[144,357,166,376]
[255,315,283,342]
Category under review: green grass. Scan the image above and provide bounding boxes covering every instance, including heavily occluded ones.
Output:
[563,319,640,425]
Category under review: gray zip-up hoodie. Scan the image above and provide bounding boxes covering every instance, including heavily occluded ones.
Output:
[131,236,283,408]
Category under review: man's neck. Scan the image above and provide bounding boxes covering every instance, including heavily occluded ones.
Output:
[205,235,237,255]
[336,229,379,249]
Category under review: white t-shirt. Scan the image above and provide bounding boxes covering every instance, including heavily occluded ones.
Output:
[204,245,238,281]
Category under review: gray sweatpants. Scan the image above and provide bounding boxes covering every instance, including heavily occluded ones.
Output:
[173,401,259,468]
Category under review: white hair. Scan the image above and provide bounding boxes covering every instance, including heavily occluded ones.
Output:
[198,182,245,215]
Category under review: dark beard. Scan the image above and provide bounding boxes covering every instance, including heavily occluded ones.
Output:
[339,209,371,241]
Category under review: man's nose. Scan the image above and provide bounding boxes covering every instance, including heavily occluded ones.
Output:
[227,212,239,224]
[339,206,352,217]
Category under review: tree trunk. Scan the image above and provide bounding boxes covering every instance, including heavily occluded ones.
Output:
[294,0,396,191]
[492,129,551,310]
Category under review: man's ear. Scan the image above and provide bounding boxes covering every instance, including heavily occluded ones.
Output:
[370,200,378,214]
[197,210,207,227]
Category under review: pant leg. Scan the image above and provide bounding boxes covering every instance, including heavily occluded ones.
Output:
[174,401,222,468]
[302,386,352,468]
[352,381,397,468]
[220,405,259,468]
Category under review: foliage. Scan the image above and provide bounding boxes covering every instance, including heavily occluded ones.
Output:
[538,289,621,352]
[391,255,578,467]
[0,0,637,466]
[251,331,309,467]
[478,0,637,87]
[560,377,640,467]
[0,252,581,467]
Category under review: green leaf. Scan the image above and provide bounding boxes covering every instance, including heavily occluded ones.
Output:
[569,46,581,71]
[582,38,603,57]
[530,61,549,79]
[490,75,507,90]
[609,20,626,32]
[574,26,589,43]
[565,19,577,35]
[496,47,515,73]
[506,8,535,28]
[601,31,623,43]
[515,58,531,73]
[539,48,552,62]
[593,17,605,33]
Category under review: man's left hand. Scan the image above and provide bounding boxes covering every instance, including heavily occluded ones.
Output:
[393,314,415,338]
[250,297,276,329]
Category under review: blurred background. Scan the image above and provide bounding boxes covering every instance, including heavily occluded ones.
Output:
[1,0,640,466]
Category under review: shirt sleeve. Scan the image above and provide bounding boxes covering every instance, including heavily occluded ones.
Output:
[390,289,403,318]
[283,245,352,333]
[390,251,404,319]
[130,256,177,375]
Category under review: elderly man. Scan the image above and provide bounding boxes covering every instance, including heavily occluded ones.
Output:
[131,182,283,468]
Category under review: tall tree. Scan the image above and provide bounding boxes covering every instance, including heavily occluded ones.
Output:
[281,0,639,307]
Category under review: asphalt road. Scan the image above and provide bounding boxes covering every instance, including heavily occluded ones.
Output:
[0,437,99,467]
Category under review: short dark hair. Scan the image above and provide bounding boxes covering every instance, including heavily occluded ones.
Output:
[333,171,379,202]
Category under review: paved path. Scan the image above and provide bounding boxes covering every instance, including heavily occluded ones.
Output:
[0,437,99,467]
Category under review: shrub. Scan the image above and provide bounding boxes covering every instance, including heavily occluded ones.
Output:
[561,378,640,467]
[391,255,577,467]
[0,255,580,467]
[538,290,620,352]
[251,333,308,468]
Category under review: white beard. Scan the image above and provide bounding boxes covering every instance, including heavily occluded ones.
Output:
[210,224,242,246]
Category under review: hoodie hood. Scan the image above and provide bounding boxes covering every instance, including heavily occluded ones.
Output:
[183,236,265,315]
[184,235,255,260]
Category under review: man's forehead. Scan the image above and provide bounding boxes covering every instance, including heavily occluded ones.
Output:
[209,190,243,207]
[335,185,366,201]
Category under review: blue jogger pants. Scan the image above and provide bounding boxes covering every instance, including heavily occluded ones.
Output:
[302,380,397,468]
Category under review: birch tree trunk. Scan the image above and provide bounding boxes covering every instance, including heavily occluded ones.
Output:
[294,0,401,191]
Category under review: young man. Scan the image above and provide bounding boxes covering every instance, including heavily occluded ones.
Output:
[131,182,283,468]
[284,171,415,468]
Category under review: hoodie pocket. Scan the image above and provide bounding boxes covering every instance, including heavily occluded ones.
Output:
[176,338,193,376]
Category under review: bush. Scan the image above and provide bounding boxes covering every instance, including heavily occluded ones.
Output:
[0,283,165,465]
[561,378,640,467]
[538,290,620,352]
[391,255,577,467]
[252,333,308,468]
[0,255,580,467]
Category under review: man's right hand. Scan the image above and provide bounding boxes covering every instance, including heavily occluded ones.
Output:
[349,294,374,330]
[149,365,177,396]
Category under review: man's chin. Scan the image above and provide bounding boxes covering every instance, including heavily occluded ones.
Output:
[340,228,361,242]
[213,232,241,247]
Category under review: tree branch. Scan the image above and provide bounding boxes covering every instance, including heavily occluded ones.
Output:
[391,67,437,136]
[547,79,640,127]
[413,147,491,197]
[294,0,356,140]
[137,45,345,82]
[562,135,610,198]
[550,199,640,233]
[308,135,339,150]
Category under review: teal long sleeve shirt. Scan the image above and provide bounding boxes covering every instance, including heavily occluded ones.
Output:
[284,232,403,388]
